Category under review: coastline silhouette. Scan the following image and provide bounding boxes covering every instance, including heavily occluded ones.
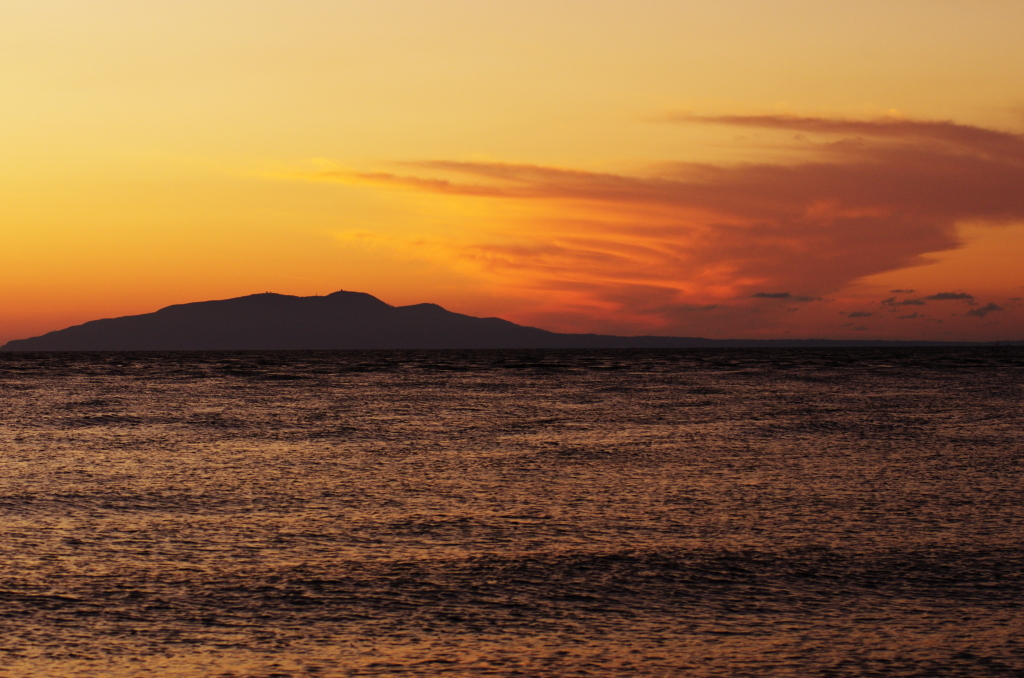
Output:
[1,290,1018,350]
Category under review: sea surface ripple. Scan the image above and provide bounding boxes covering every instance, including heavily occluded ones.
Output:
[0,348,1022,676]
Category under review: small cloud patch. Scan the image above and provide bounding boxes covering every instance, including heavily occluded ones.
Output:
[890,289,915,294]
[882,297,926,306]
[925,292,974,301]
[751,292,791,299]
[898,313,922,320]
[848,311,873,318]
[966,303,1003,318]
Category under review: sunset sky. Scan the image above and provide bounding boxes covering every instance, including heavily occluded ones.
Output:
[3,0,1024,343]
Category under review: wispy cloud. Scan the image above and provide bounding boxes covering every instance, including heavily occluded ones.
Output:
[672,114,1024,159]
[882,297,926,307]
[311,114,1024,333]
[967,303,1003,318]
[925,292,974,301]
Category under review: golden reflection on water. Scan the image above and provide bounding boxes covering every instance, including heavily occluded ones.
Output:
[0,349,1022,676]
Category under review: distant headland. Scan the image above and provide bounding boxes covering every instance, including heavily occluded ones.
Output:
[2,290,1021,351]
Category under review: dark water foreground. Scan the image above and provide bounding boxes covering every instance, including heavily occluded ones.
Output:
[0,349,1021,677]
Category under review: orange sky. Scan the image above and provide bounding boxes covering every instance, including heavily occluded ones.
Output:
[3,1,1024,343]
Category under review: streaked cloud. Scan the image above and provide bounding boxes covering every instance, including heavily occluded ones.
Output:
[882,297,927,307]
[924,292,974,301]
[313,114,1024,335]
[967,303,1003,318]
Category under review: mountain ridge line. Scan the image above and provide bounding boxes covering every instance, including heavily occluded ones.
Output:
[3,290,1021,350]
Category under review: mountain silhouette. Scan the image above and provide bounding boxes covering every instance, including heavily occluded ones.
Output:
[1,290,1016,350]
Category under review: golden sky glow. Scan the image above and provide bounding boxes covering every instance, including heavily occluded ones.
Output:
[3,1,1024,342]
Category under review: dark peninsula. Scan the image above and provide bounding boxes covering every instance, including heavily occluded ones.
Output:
[1,290,1019,350]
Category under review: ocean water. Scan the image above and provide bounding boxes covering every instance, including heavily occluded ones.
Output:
[0,348,1021,677]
